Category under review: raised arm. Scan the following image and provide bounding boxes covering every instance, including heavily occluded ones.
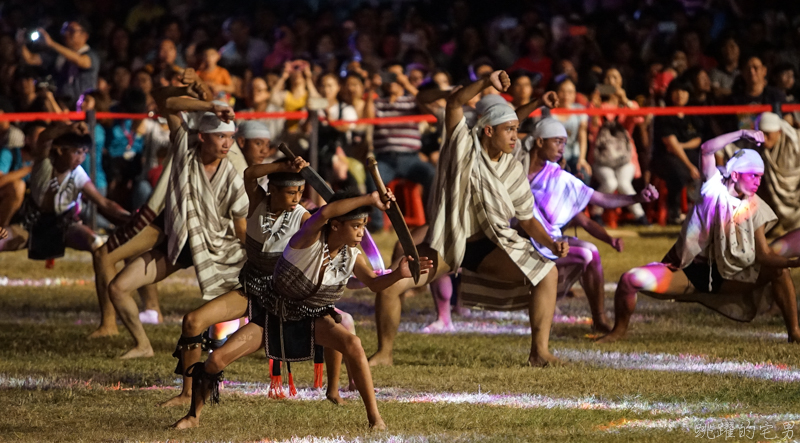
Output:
[34,122,87,162]
[416,87,450,116]
[699,129,764,180]
[589,183,658,209]
[514,91,559,122]
[289,191,392,249]
[445,70,510,140]
[243,156,308,217]
[153,68,213,131]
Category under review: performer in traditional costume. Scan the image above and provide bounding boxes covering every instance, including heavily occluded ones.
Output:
[599,129,800,343]
[89,70,256,337]
[171,189,432,430]
[368,70,569,368]
[515,117,658,331]
[14,122,130,308]
[108,91,248,359]
[159,151,310,406]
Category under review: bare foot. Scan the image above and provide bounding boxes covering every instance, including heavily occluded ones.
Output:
[171,415,199,429]
[119,346,155,359]
[528,352,561,368]
[326,390,345,405]
[347,379,357,391]
[139,309,162,325]
[369,418,387,431]
[591,319,613,334]
[158,394,191,407]
[368,351,393,367]
[453,306,471,317]
[788,330,800,343]
[421,319,455,334]
[87,326,118,338]
[595,329,626,344]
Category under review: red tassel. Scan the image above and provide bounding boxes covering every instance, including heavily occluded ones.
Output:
[287,373,297,397]
[269,358,274,374]
[268,374,286,399]
[313,363,324,389]
[45,259,55,269]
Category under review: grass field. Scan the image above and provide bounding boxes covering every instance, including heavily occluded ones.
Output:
[2,227,800,442]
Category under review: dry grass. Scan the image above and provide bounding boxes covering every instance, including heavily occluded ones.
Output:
[1,227,799,442]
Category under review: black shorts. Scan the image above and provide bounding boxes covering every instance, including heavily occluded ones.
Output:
[152,212,193,269]
[462,236,497,272]
[683,261,724,294]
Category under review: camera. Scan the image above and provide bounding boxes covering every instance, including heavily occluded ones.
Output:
[35,75,57,93]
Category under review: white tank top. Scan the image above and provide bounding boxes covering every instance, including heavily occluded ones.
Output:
[246,197,308,253]
[282,233,360,286]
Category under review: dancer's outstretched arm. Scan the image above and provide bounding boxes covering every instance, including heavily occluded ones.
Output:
[352,254,433,294]
[589,184,659,209]
[571,212,623,251]
[518,217,569,258]
[755,226,800,268]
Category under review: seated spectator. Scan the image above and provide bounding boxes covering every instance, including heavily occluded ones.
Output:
[144,39,182,88]
[269,60,320,142]
[131,69,156,111]
[219,17,270,77]
[0,116,30,227]
[110,64,132,102]
[680,29,716,72]
[589,68,647,225]
[197,43,235,99]
[652,80,704,224]
[684,67,717,139]
[553,78,590,184]
[18,18,100,108]
[365,62,433,231]
[726,56,786,135]
[710,36,740,100]
[510,29,552,93]
[238,77,284,146]
[770,63,798,127]
[508,70,537,110]
[106,87,148,209]
[755,112,800,234]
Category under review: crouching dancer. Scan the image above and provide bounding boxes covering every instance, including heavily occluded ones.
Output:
[369,70,568,368]
[171,189,432,430]
[599,129,800,343]
[516,117,658,332]
[19,122,129,287]
[108,93,248,359]
[159,155,310,407]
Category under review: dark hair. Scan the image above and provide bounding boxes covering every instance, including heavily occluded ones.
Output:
[24,120,48,136]
[53,132,92,149]
[266,158,304,189]
[509,70,541,85]
[344,72,365,84]
[665,79,693,105]
[327,188,371,221]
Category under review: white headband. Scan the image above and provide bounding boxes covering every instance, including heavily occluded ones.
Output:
[198,112,236,134]
[237,120,271,140]
[475,94,509,115]
[532,117,568,139]
[475,103,517,129]
[725,149,764,176]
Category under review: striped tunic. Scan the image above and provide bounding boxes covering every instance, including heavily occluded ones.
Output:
[373,95,422,154]
[427,117,554,310]
[164,124,248,299]
[106,111,249,252]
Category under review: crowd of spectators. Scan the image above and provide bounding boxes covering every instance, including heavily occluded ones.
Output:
[1,0,800,233]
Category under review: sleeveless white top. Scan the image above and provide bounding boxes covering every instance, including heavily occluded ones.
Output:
[282,234,360,286]
[246,197,309,253]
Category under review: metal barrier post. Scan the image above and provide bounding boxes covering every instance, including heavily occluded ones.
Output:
[309,109,320,171]
[86,109,97,231]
